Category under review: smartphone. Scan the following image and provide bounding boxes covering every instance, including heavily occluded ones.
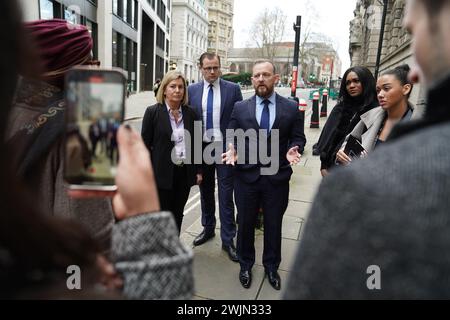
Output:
[344,135,366,159]
[64,67,127,191]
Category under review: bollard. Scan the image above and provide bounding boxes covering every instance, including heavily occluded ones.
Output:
[289,96,304,129]
[310,91,320,128]
[298,98,307,128]
[320,89,328,117]
[298,98,307,113]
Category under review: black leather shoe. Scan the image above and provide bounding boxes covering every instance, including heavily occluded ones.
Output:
[193,229,215,246]
[222,244,239,262]
[239,269,252,289]
[266,271,281,290]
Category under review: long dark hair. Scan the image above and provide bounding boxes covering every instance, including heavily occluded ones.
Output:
[0,0,99,298]
[339,66,378,110]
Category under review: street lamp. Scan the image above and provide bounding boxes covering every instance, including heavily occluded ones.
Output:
[375,0,389,79]
[291,16,301,98]
[328,57,334,91]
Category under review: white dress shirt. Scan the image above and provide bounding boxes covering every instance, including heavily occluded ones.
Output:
[165,102,186,161]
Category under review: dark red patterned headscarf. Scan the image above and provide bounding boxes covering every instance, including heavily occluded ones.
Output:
[24,19,93,87]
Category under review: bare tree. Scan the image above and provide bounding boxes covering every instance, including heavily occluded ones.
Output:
[248,7,287,61]
[296,0,336,79]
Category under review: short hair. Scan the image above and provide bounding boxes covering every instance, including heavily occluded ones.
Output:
[156,70,189,106]
[199,52,221,67]
[253,60,277,74]
[381,64,413,97]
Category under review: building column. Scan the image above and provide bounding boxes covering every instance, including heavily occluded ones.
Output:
[97,0,112,68]
[136,3,142,92]
[19,0,40,21]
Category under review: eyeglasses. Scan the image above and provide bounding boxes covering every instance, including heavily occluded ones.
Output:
[252,73,272,80]
[203,66,220,72]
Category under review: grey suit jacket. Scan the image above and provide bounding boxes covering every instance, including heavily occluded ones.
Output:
[284,122,450,299]
[340,106,414,154]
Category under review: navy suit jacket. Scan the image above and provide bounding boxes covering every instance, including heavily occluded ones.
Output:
[188,79,243,149]
[227,94,306,184]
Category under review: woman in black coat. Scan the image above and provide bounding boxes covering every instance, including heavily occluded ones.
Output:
[318,66,378,176]
[142,71,202,233]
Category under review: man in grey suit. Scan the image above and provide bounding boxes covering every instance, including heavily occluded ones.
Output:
[284,0,450,299]
[188,52,243,262]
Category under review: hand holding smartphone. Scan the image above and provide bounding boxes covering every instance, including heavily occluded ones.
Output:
[64,67,126,191]
[344,135,366,159]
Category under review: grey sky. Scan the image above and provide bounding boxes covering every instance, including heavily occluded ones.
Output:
[233,0,358,74]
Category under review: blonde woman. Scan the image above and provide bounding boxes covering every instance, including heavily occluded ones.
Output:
[141,71,202,233]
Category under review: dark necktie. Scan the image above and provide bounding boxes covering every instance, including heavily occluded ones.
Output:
[206,84,214,131]
[260,99,271,134]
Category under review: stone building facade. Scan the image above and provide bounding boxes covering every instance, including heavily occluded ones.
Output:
[349,0,425,111]
[20,0,172,92]
[228,42,341,86]
[206,0,234,72]
[171,0,208,82]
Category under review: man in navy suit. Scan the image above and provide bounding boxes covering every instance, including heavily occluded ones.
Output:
[188,52,243,262]
[223,60,306,290]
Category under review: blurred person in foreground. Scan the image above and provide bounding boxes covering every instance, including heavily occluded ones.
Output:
[284,0,450,299]
[0,1,193,299]
[6,19,113,250]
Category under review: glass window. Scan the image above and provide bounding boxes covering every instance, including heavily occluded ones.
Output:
[123,37,128,70]
[86,20,98,60]
[40,0,54,19]
[113,0,118,15]
[131,0,136,28]
[64,7,79,25]
[112,32,118,67]
[123,0,128,22]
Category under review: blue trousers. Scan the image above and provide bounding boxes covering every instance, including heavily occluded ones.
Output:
[200,163,236,246]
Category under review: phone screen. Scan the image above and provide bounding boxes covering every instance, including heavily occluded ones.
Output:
[344,135,365,159]
[64,68,126,190]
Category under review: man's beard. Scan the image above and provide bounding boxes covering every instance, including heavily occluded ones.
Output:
[255,85,274,98]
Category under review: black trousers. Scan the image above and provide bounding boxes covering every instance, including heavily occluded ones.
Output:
[158,165,191,234]
[235,175,289,272]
